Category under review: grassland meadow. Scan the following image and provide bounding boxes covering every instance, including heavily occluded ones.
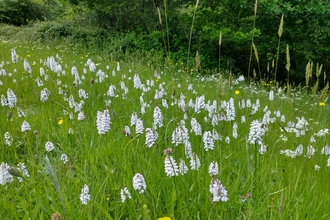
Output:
[0,40,330,219]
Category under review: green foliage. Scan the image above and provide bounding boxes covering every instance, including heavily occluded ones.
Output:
[0,0,65,26]
[0,41,329,219]
[2,0,330,84]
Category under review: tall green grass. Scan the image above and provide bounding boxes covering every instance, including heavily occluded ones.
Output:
[0,40,329,219]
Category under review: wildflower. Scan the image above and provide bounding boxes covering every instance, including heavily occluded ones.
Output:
[96,109,111,135]
[7,88,17,108]
[60,154,68,164]
[24,59,32,74]
[184,140,193,158]
[241,115,246,123]
[203,131,214,151]
[4,132,13,146]
[172,125,189,146]
[259,144,267,154]
[107,85,116,97]
[305,145,315,159]
[319,102,326,107]
[117,62,120,71]
[78,89,88,99]
[327,156,330,167]
[208,161,219,176]
[40,88,50,102]
[134,74,142,89]
[321,145,330,155]
[232,122,238,139]
[11,48,18,63]
[130,112,138,126]
[153,106,163,129]
[135,118,144,134]
[17,107,25,118]
[1,95,7,106]
[16,162,29,182]
[162,99,168,109]
[226,98,235,121]
[189,153,201,170]
[178,158,188,175]
[269,90,274,101]
[80,184,91,205]
[145,128,158,148]
[45,141,55,152]
[123,125,131,136]
[132,173,147,194]
[158,217,171,220]
[191,118,202,135]
[78,111,85,120]
[0,162,14,185]
[164,156,179,177]
[211,114,219,126]
[194,95,205,113]
[315,128,329,137]
[209,179,229,202]
[120,187,131,203]
[235,90,240,95]
[315,164,320,171]
[21,120,31,132]
[247,120,266,145]
[58,118,63,125]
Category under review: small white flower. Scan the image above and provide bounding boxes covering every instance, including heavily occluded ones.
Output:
[178,158,188,175]
[259,144,267,154]
[45,141,55,152]
[164,156,179,177]
[132,173,146,194]
[208,161,218,176]
[209,179,228,202]
[0,162,14,185]
[21,121,31,132]
[120,187,131,203]
[80,184,91,205]
[4,132,13,146]
[190,153,200,170]
[315,164,320,171]
[17,162,29,182]
[60,154,68,164]
[78,111,85,120]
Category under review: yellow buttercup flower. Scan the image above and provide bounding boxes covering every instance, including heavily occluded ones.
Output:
[58,119,64,125]
[158,217,171,220]
[235,90,240,95]
[319,102,326,107]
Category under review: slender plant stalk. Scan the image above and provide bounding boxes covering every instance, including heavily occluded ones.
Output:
[157,7,168,59]
[252,43,261,80]
[187,0,199,73]
[219,31,222,73]
[275,14,284,82]
[285,44,290,95]
[247,0,258,81]
[163,0,171,61]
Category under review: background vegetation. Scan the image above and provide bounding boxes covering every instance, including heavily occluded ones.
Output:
[1,0,330,84]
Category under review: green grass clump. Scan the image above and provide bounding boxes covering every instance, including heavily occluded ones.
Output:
[0,40,329,219]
